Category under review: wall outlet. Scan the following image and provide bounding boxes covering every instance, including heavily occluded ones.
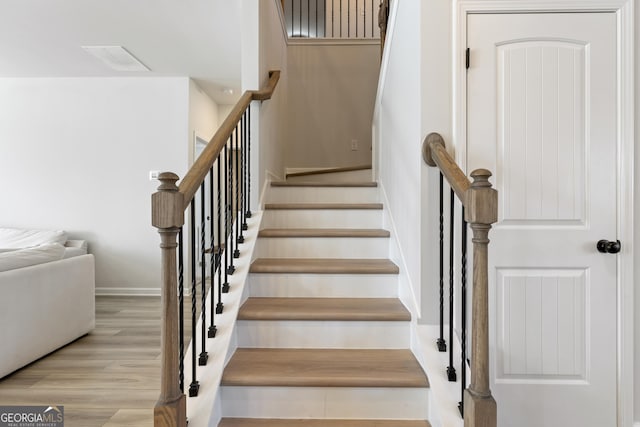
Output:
[149,170,160,180]
[351,139,359,151]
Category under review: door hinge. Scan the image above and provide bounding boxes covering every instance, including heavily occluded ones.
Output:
[466,48,470,69]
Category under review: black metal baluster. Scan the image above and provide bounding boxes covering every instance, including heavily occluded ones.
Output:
[347,0,350,37]
[208,169,217,338]
[355,0,358,37]
[437,172,446,352]
[323,0,327,37]
[290,0,294,35]
[371,0,374,37]
[363,0,366,38]
[223,143,231,292]
[299,0,302,37]
[447,188,457,382]
[234,122,242,254]
[198,183,208,366]
[238,114,246,240]
[246,106,252,219]
[242,111,249,231]
[315,0,318,37]
[459,208,468,416]
[188,199,199,397]
[331,0,335,37]
[178,227,184,393]
[340,0,342,37]
[215,155,224,315]
[227,130,236,275]
[308,0,311,36]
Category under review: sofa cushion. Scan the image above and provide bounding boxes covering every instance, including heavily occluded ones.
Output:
[0,228,67,252]
[0,243,65,272]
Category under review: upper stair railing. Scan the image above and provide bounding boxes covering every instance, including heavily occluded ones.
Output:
[422,132,497,427]
[151,71,280,427]
[282,0,381,39]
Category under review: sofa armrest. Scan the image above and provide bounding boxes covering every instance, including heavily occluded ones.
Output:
[64,240,88,259]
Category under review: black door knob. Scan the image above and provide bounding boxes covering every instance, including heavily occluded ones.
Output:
[597,239,621,254]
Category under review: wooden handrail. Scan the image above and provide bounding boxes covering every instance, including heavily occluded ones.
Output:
[152,70,280,427]
[422,132,497,427]
[179,70,280,206]
[422,133,470,202]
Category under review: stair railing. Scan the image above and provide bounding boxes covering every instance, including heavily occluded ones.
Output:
[282,0,381,39]
[151,70,280,427]
[422,132,497,427]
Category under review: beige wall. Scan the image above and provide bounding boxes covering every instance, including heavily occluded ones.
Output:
[259,0,289,184]
[188,79,220,165]
[286,43,379,169]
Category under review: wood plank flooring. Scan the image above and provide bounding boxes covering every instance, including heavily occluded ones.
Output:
[0,296,163,427]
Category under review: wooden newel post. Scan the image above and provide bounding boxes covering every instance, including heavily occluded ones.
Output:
[463,169,497,427]
[152,172,187,427]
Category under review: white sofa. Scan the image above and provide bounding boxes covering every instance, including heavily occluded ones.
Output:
[0,228,95,378]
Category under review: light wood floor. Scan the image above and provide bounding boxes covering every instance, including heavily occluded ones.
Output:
[0,296,165,427]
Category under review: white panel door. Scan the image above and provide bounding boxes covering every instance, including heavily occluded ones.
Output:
[467,13,617,427]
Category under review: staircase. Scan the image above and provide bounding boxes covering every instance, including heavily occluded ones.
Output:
[217,173,430,426]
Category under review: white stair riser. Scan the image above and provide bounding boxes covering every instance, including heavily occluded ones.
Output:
[248,273,398,298]
[221,386,429,419]
[286,169,373,183]
[266,187,379,204]
[255,237,389,258]
[261,210,383,228]
[236,320,410,349]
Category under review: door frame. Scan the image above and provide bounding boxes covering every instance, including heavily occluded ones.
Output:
[453,1,635,425]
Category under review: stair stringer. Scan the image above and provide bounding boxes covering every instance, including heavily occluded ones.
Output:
[379,182,465,427]
[378,181,421,321]
[180,212,263,427]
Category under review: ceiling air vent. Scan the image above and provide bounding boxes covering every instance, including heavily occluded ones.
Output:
[81,46,150,72]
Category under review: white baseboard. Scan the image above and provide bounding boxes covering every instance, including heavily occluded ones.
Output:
[95,287,160,297]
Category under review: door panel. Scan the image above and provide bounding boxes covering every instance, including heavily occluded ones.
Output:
[467,13,617,427]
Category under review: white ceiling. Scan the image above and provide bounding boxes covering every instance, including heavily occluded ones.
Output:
[0,0,242,104]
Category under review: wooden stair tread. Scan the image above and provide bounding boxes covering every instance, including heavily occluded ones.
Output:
[238,298,410,321]
[264,203,383,210]
[258,228,390,238]
[219,419,431,427]
[222,349,429,388]
[271,181,377,187]
[250,258,399,274]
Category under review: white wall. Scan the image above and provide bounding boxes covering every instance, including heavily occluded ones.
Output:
[418,0,453,324]
[286,43,378,169]
[0,77,189,293]
[373,0,422,315]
